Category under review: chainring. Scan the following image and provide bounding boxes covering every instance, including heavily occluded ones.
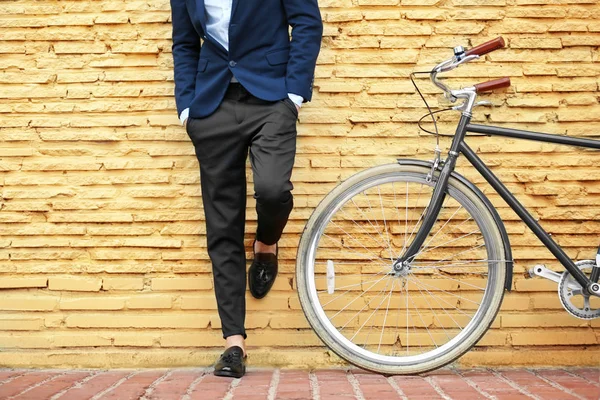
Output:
[558,260,600,320]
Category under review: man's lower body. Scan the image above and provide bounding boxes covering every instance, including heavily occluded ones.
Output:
[185,82,298,376]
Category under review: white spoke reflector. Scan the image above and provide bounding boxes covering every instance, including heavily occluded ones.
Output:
[327,260,336,294]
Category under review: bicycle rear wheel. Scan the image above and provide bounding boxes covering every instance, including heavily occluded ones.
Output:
[296,163,507,374]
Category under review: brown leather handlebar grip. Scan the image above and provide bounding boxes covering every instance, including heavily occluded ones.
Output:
[474,77,511,93]
[465,37,506,57]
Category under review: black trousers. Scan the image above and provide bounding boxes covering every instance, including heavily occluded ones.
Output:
[186,83,298,339]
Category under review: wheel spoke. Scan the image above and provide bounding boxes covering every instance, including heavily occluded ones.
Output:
[406,279,439,349]
[316,273,391,294]
[409,274,481,306]
[377,278,397,353]
[321,231,390,268]
[410,276,452,341]
[337,207,393,257]
[338,276,393,331]
[325,273,390,315]
[378,185,396,262]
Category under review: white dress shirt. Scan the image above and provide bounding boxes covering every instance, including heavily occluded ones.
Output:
[179,0,303,125]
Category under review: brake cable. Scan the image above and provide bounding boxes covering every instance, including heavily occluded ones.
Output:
[409,70,444,181]
[410,70,488,141]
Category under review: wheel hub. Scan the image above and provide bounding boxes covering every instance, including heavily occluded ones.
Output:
[392,259,411,277]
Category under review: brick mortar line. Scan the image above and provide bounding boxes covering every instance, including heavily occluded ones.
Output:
[0,371,29,387]
[89,371,139,400]
[139,369,174,400]
[221,376,241,400]
[308,370,320,400]
[527,369,586,400]
[454,369,497,400]
[346,370,366,400]
[424,376,453,400]
[563,369,600,387]
[6,370,71,400]
[181,368,210,400]
[492,371,540,400]
[49,370,102,400]
[386,376,408,400]
[267,368,280,400]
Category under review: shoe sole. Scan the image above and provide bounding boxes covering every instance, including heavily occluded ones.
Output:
[214,368,245,378]
[250,290,267,299]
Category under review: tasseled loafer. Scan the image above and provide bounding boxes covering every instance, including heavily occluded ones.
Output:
[248,241,278,299]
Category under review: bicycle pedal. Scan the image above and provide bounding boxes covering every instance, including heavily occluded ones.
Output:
[526,268,535,278]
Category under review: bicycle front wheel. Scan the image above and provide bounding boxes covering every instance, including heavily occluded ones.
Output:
[296,163,507,374]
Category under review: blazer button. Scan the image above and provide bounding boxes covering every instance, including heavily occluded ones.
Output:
[229,61,237,67]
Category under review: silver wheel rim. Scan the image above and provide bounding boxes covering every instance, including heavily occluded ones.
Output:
[303,171,504,367]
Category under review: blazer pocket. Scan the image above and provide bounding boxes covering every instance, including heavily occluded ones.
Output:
[197,58,208,72]
[266,48,289,66]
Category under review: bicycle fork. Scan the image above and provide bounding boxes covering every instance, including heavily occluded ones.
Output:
[393,114,471,272]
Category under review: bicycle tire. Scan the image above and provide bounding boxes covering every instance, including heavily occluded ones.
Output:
[296,163,507,374]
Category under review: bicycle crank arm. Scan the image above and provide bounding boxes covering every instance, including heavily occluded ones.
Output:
[528,264,562,284]
[529,264,600,295]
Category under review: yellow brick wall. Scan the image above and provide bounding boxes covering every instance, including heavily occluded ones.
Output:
[0,0,599,368]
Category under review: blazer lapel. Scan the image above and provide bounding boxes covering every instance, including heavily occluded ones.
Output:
[231,0,239,20]
[185,0,207,35]
[183,0,230,55]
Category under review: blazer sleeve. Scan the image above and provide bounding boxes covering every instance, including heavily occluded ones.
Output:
[170,0,202,117]
[282,0,323,103]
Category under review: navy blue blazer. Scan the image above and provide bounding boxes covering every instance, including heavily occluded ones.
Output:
[170,0,323,119]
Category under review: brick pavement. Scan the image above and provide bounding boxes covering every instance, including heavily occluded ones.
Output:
[0,367,598,400]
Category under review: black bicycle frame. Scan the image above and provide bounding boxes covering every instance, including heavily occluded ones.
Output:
[397,115,600,291]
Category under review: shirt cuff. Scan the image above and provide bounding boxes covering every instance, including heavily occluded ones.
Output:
[287,93,304,108]
[179,108,190,126]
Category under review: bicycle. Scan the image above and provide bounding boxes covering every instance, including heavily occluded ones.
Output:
[295,37,600,375]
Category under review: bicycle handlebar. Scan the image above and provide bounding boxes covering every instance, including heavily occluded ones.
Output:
[430,36,509,108]
[465,37,506,57]
[474,77,511,93]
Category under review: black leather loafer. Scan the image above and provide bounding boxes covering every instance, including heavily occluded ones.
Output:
[213,345,246,378]
[248,241,278,299]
